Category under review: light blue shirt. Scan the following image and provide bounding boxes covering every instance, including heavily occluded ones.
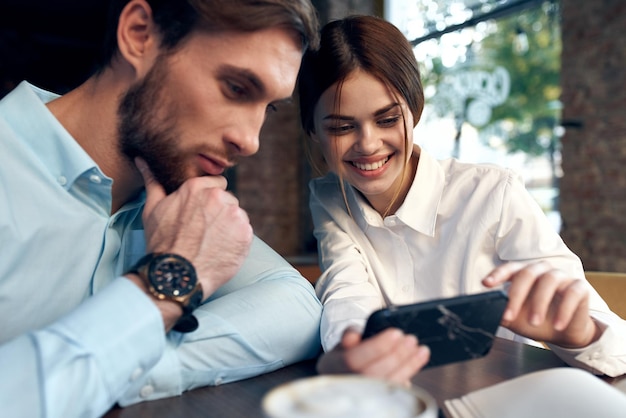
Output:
[0,82,322,417]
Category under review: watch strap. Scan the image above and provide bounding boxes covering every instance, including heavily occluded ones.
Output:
[129,253,203,333]
[173,314,199,333]
[173,288,203,332]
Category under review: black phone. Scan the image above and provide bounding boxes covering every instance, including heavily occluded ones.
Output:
[362,290,509,369]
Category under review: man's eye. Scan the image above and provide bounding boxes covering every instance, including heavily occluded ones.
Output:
[227,81,247,99]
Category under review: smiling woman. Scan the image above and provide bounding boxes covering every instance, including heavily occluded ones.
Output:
[311,69,417,216]
[296,14,626,383]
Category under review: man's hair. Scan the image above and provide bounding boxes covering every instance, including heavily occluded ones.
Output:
[96,0,319,72]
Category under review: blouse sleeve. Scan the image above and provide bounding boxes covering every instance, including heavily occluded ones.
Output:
[496,170,626,376]
[310,179,385,351]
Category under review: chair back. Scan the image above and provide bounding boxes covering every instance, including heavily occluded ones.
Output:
[294,264,321,285]
[585,271,626,319]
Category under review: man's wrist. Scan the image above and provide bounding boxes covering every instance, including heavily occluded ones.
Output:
[127,253,202,333]
[126,273,183,331]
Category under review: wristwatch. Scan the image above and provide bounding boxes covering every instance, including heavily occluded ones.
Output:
[129,253,203,333]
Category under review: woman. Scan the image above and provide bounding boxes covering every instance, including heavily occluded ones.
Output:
[298,15,626,382]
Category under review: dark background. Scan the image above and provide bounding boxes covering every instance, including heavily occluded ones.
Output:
[1,0,109,96]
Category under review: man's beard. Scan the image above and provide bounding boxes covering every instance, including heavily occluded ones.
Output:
[118,56,188,195]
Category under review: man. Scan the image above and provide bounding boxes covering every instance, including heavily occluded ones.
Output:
[0,0,321,416]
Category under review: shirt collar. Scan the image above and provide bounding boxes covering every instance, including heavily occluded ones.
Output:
[2,81,103,190]
[395,145,444,236]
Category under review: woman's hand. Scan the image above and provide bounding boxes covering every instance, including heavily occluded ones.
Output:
[483,261,603,348]
[316,328,430,386]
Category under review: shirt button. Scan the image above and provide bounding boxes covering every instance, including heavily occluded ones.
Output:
[402,285,410,293]
[89,174,102,184]
[130,367,143,381]
[57,176,67,186]
[139,385,154,398]
[215,377,223,386]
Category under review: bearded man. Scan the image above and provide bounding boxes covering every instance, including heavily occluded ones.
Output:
[0,1,321,416]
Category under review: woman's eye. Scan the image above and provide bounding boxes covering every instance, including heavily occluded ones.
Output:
[325,124,353,135]
[378,116,401,127]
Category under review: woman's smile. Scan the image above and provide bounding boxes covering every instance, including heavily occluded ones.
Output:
[349,155,390,171]
[346,154,393,178]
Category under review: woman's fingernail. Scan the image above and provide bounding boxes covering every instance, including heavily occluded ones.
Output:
[503,309,514,322]
[530,313,542,326]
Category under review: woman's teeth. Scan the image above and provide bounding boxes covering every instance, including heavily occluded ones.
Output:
[351,156,389,171]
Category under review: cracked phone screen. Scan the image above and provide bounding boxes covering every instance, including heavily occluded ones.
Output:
[363,291,508,368]
[435,304,498,360]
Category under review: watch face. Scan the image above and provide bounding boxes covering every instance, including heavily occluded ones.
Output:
[148,254,197,298]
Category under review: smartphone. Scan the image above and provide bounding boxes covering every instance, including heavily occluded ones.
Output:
[362,290,509,369]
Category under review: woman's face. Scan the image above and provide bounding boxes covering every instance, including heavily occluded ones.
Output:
[312,69,414,211]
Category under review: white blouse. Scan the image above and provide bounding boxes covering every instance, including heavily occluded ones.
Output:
[310,145,626,377]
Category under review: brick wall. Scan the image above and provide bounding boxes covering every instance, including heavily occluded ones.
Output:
[560,0,626,271]
[235,102,309,257]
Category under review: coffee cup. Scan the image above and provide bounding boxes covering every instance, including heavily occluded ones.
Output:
[262,375,438,418]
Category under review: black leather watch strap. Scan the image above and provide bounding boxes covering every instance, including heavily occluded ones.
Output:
[173,290,203,332]
[173,314,199,333]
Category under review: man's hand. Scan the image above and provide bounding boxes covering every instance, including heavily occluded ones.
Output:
[316,328,430,386]
[483,261,602,348]
[136,158,253,299]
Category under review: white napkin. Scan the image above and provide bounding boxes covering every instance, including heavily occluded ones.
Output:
[445,367,626,418]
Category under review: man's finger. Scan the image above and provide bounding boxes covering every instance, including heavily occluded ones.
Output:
[135,157,166,215]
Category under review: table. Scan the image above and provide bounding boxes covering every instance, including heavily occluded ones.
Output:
[104,338,626,418]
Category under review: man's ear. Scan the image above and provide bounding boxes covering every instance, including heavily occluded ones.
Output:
[116,0,160,78]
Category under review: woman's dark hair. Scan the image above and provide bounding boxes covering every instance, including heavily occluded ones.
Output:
[298,15,424,136]
[96,0,319,72]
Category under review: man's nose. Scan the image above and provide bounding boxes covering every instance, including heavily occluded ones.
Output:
[228,111,263,157]
[231,131,260,157]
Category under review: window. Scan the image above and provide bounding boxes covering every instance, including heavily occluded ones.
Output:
[387,0,562,231]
